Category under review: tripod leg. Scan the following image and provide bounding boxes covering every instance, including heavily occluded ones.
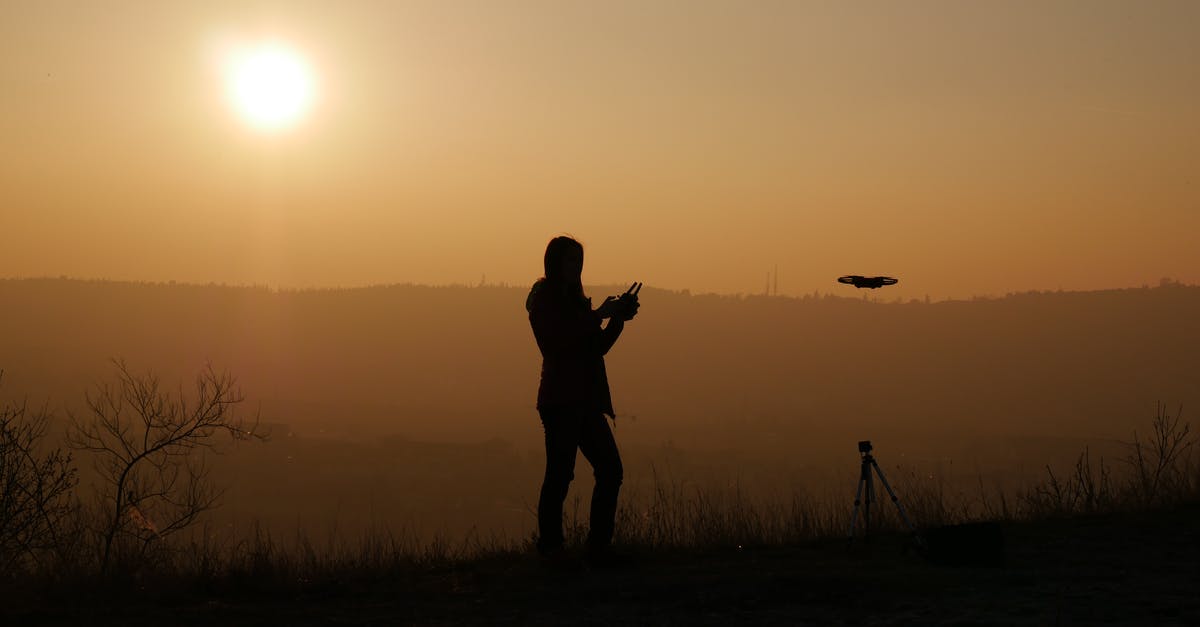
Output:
[870,459,919,534]
[846,475,866,542]
[864,464,873,538]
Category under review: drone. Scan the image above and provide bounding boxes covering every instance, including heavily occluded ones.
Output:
[837,275,899,289]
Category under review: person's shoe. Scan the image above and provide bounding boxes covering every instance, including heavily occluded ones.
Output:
[584,545,634,569]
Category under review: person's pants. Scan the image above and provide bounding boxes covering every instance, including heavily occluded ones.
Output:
[536,406,623,554]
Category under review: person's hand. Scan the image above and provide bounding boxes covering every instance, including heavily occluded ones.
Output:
[611,282,641,321]
[612,294,639,321]
[595,296,621,319]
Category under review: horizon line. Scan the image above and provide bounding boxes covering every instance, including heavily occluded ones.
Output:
[2,274,1196,303]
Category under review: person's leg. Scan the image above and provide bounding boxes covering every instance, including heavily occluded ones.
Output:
[578,412,623,550]
[537,407,582,555]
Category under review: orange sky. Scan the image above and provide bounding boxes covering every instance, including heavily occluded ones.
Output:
[2,1,1197,300]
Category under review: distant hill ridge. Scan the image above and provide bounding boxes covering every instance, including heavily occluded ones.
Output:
[4,275,1194,300]
[1,278,1196,448]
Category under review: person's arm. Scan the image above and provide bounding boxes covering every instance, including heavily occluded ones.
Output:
[594,294,638,355]
[596,317,624,356]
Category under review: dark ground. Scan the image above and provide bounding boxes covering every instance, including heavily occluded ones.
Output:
[8,504,1199,626]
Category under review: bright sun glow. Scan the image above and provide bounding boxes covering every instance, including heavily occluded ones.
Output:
[223,42,314,131]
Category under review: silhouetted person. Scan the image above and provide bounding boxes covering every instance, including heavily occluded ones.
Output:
[526,236,638,565]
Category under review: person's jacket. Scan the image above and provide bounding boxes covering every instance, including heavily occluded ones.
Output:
[526,279,621,417]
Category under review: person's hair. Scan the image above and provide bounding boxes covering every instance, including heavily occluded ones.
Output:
[541,235,586,305]
[544,236,582,279]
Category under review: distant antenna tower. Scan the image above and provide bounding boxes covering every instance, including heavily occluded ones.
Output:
[765,265,779,297]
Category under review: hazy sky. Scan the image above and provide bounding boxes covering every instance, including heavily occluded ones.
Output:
[2,0,1197,299]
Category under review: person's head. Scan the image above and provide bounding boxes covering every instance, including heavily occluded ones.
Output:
[541,235,586,303]
[543,235,584,283]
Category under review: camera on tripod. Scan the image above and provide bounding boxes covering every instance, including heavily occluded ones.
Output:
[847,439,919,546]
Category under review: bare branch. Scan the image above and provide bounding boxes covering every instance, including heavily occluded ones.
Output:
[65,360,262,572]
[0,384,79,573]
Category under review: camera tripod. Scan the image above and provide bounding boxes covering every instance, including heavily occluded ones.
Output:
[847,440,919,544]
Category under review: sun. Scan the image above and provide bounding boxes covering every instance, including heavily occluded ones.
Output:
[223,42,314,131]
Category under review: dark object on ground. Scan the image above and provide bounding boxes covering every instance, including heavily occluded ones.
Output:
[838,275,899,289]
[921,521,1006,567]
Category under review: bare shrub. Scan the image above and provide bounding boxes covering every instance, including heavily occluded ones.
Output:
[0,374,79,574]
[1022,403,1193,518]
[1123,402,1193,506]
[1021,448,1115,516]
[66,360,262,572]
